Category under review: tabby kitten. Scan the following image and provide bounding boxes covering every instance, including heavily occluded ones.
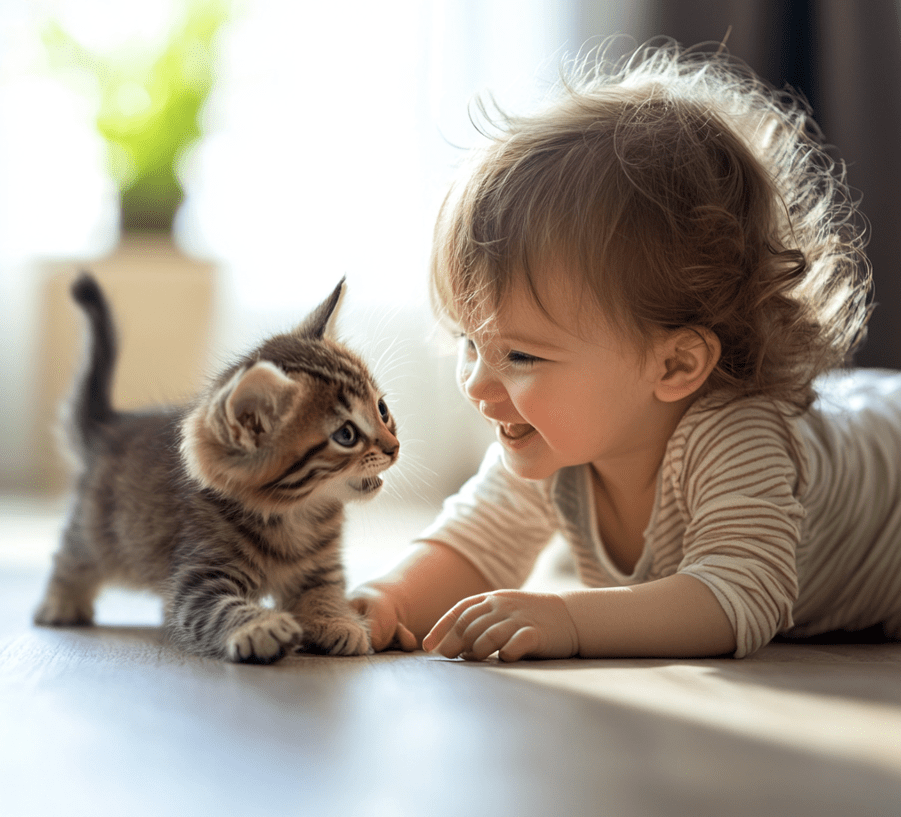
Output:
[34,273,399,663]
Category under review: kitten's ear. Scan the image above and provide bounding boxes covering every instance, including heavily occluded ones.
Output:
[296,277,345,340]
[222,361,297,451]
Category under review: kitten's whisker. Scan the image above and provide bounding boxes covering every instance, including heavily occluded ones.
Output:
[388,471,438,506]
[395,453,439,482]
[368,303,406,345]
[372,344,411,381]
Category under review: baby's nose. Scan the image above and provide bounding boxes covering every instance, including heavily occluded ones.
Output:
[461,356,505,403]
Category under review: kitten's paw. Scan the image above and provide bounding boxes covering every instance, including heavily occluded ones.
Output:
[305,616,372,656]
[33,596,94,627]
[226,611,303,664]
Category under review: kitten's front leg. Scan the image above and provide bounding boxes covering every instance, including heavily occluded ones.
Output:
[224,609,304,664]
[167,568,303,663]
[285,583,372,656]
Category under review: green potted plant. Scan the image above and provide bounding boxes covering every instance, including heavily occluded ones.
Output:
[44,0,228,233]
[35,1,231,492]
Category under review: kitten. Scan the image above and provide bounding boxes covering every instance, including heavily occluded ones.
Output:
[34,273,399,663]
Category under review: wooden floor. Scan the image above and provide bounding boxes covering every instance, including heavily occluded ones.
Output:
[3,496,901,817]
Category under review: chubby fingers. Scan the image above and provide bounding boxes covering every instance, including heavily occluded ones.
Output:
[422,594,489,657]
[465,620,537,662]
[424,590,579,662]
[392,621,419,652]
[424,593,525,661]
[349,588,418,652]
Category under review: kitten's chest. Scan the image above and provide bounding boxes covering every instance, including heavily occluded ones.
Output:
[235,507,343,581]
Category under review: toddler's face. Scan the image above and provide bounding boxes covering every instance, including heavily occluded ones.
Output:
[455,282,666,481]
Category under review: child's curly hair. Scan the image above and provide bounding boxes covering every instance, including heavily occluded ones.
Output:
[431,38,872,410]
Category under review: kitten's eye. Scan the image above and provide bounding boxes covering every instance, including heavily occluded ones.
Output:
[331,423,359,447]
[377,398,390,422]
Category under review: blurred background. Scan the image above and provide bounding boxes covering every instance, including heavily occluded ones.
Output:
[1,0,899,516]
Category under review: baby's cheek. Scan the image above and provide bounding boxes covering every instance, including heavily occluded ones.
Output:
[541,405,583,444]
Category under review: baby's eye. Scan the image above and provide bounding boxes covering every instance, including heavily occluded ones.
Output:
[456,334,476,355]
[507,350,540,366]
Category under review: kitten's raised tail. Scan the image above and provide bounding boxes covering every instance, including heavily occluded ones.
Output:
[68,273,118,450]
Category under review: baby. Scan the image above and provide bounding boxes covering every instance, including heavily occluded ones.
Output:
[351,39,901,660]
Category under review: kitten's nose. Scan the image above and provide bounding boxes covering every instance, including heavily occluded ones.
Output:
[379,435,399,457]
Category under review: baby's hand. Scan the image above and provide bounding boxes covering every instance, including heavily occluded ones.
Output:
[348,584,418,652]
[423,590,579,662]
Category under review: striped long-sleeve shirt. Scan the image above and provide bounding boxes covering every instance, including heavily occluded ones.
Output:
[416,369,901,657]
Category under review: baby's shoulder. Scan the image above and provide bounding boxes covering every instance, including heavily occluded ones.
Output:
[667,393,804,481]
[674,392,795,447]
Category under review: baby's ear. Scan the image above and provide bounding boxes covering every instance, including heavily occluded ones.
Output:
[222,361,299,450]
[653,327,721,403]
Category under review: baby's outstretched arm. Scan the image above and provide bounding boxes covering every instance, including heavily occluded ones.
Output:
[424,574,736,660]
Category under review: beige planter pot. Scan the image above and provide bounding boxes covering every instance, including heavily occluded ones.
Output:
[33,235,216,494]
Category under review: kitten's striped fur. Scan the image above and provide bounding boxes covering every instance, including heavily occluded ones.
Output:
[34,274,398,663]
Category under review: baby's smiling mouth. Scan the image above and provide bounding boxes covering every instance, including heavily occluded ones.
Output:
[498,422,534,441]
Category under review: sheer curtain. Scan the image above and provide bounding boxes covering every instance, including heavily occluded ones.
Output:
[178,1,576,308]
[0,0,584,500]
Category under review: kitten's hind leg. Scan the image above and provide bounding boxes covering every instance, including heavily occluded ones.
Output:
[34,532,101,626]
